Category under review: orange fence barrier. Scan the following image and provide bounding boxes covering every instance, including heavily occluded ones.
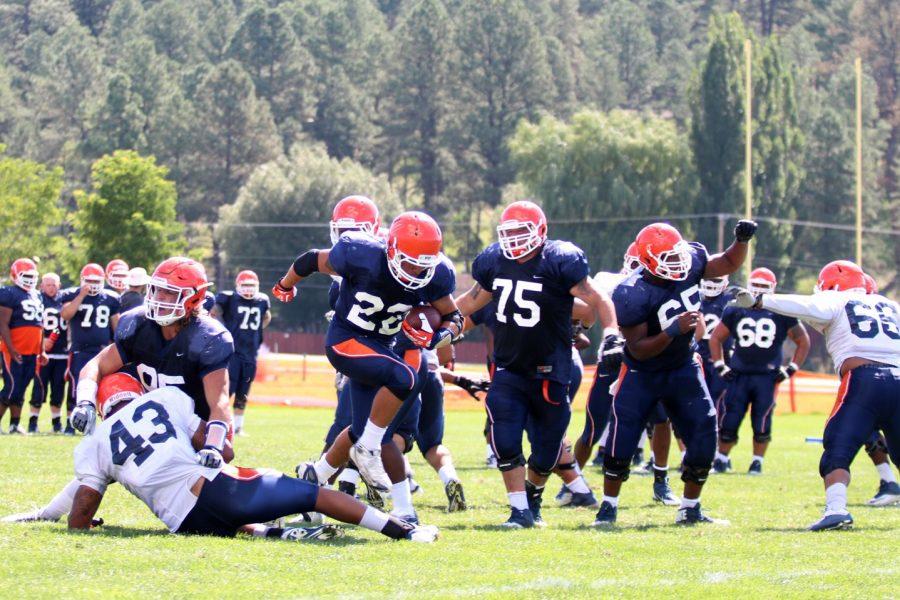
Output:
[252,353,841,415]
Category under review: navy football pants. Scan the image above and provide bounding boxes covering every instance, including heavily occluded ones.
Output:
[177,468,320,537]
[227,354,257,406]
[0,352,37,407]
[820,365,900,477]
[30,358,69,410]
[415,370,445,455]
[719,372,777,444]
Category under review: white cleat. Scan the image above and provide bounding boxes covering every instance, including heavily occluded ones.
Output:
[406,524,439,543]
[1,509,53,523]
[285,512,325,527]
[281,524,344,541]
[349,443,392,493]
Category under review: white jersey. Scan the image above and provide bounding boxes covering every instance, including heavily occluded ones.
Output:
[73,387,221,532]
[593,271,627,295]
[761,291,900,373]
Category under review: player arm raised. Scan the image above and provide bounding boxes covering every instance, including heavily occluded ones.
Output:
[0,306,20,363]
[67,486,103,530]
[272,250,337,302]
[59,285,90,321]
[703,220,758,278]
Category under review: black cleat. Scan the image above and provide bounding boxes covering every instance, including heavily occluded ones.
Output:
[748,459,762,475]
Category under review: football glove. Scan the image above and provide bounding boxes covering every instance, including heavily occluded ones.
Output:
[598,333,626,373]
[714,360,734,381]
[402,320,452,350]
[272,281,297,303]
[775,362,799,383]
[734,219,758,243]
[70,402,97,435]
[454,375,490,400]
[196,447,223,469]
[727,286,760,309]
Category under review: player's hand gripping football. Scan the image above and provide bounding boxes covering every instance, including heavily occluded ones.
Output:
[402,320,451,350]
[272,280,297,303]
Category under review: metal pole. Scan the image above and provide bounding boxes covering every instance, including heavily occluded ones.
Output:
[855,57,863,266]
[744,39,753,283]
[716,213,726,253]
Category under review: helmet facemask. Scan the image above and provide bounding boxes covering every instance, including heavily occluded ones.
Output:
[497,221,545,260]
[330,219,377,245]
[237,280,259,300]
[15,270,38,291]
[647,240,691,281]
[145,277,198,326]
[82,276,105,296]
[387,246,440,290]
[700,276,729,297]
[748,278,775,295]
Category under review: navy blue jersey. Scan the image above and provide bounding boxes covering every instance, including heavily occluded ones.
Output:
[472,240,589,383]
[58,288,120,353]
[328,279,340,310]
[0,285,44,354]
[697,292,733,362]
[470,302,497,331]
[327,232,456,344]
[118,290,144,313]
[39,292,68,355]
[115,309,234,420]
[613,243,708,371]
[214,291,270,359]
[720,306,798,374]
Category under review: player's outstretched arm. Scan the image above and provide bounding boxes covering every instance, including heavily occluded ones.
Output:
[569,277,617,333]
[273,250,335,302]
[71,344,125,434]
[758,293,840,329]
[704,220,757,278]
[455,282,493,317]
[68,486,103,530]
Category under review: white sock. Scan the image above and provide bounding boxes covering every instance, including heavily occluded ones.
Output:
[680,497,700,509]
[824,483,848,515]
[359,420,387,451]
[392,479,414,515]
[30,408,40,418]
[568,476,591,494]
[508,491,528,511]
[314,457,339,482]
[637,431,648,450]
[250,524,269,537]
[234,414,244,430]
[337,467,360,485]
[601,495,618,508]
[438,464,458,485]
[875,462,896,483]
[359,506,390,533]
[715,451,729,462]
[403,455,413,478]
[51,409,61,419]
[752,455,764,465]
[485,444,495,458]
[40,478,81,520]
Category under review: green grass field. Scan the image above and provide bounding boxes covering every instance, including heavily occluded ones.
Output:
[1,406,897,599]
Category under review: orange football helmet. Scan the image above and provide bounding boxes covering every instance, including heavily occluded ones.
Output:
[146,257,211,325]
[386,212,442,290]
[81,263,106,296]
[97,372,144,419]
[748,267,777,295]
[622,241,641,274]
[330,195,380,245]
[497,201,547,260]
[815,260,866,293]
[863,273,878,295]
[106,259,129,292]
[235,270,260,299]
[634,223,691,281]
[10,258,38,291]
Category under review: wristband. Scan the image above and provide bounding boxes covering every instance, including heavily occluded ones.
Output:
[602,327,618,339]
[714,360,725,369]
[664,320,682,338]
[787,362,799,373]
[76,379,98,405]
[204,420,228,451]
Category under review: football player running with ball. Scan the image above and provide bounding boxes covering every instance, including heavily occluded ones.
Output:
[730,260,900,531]
[273,211,462,493]
[709,268,809,475]
[211,270,271,436]
[456,200,621,529]
[593,220,756,528]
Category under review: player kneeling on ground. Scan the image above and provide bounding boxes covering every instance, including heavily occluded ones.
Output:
[63,373,439,542]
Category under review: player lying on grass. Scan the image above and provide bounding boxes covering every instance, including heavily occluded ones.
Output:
[4,373,439,542]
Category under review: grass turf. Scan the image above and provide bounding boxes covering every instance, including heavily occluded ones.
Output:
[0,406,897,599]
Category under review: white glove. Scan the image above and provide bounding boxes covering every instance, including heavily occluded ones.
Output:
[70,402,97,435]
[196,447,223,468]
[728,286,758,309]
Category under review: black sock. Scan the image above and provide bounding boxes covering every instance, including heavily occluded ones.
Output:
[381,517,413,540]
[52,417,61,429]
[653,465,669,482]
[10,417,20,428]
[28,416,38,427]
[265,527,284,538]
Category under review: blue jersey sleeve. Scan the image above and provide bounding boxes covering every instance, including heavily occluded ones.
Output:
[328,232,382,280]
[687,242,709,282]
[0,287,11,309]
[779,314,799,331]
[720,305,739,332]
[550,241,590,290]
[189,319,234,377]
[107,292,121,315]
[472,244,501,291]
[327,280,340,310]
[612,278,649,328]
[422,257,456,303]
[114,309,143,363]
[214,292,230,313]
[56,288,77,304]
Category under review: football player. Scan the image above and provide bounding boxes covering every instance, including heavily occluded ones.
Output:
[709,268,810,474]
[69,257,235,473]
[593,220,756,527]
[211,270,271,436]
[274,211,461,492]
[105,259,129,293]
[28,273,69,433]
[455,200,620,528]
[118,267,150,313]
[697,275,732,415]
[0,258,44,433]
[60,263,121,433]
[56,373,438,542]
[730,260,899,530]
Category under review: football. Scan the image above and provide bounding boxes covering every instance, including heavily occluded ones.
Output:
[404,305,442,333]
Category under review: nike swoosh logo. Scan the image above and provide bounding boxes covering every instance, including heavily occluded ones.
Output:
[176,352,184,357]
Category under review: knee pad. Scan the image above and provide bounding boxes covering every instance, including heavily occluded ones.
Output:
[753,432,772,444]
[602,455,631,482]
[29,398,43,409]
[719,429,739,444]
[398,433,415,454]
[497,453,526,472]
[819,451,852,478]
[681,463,710,485]
[527,455,554,478]
[387,385,411,401]
[555,460,576,472]
[233,393,248,411]
[865,435,888,457]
